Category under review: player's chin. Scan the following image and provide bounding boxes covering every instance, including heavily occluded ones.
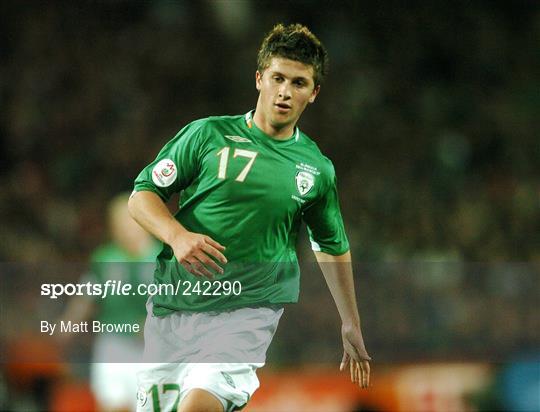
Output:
[271,113,296,127]
[269,118,289,130]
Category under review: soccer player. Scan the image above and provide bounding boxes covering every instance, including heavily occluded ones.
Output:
[129,23,371,412]
[60,193,160,411]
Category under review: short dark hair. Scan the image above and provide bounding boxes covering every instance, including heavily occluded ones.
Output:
[257,23,329,86]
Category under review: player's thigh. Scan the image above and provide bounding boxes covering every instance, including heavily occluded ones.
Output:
[179,388,224,412]
[137,363,258,412]
[181,363,259,411]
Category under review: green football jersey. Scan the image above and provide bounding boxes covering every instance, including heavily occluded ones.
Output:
[87,242,160,327]
[133,111,349,314]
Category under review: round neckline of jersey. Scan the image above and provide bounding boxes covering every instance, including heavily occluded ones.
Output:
[245,111,299,147]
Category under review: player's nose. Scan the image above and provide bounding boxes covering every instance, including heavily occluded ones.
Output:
[278,82,292,99]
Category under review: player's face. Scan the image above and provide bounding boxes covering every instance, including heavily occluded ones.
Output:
[255,57,320,138]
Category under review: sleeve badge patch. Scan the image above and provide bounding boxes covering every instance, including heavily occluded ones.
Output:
[152,159,177,187]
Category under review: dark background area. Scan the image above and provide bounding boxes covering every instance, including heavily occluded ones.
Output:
[1,0,538,368]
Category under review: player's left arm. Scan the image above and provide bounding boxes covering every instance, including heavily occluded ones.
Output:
[314,250,371,388]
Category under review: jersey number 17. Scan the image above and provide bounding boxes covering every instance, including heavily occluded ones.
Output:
[216,146,258,182]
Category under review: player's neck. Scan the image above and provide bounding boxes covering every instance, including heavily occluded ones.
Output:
[252,109,295,141]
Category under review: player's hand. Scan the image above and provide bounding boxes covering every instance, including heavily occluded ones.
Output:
[170,231,227,278]
[339,323,371,388]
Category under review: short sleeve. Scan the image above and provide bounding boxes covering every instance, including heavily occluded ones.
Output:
[133,120,204,201]
[302,174,350,255]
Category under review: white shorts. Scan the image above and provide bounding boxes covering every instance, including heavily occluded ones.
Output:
[137,301,283,412]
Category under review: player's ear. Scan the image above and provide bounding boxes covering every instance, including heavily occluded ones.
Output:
[308,84,320,104]
[255,71,262,91]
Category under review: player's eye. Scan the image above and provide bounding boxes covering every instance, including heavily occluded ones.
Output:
[273,76,284,82]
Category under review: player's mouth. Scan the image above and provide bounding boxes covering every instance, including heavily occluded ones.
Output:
[274,103,292,113]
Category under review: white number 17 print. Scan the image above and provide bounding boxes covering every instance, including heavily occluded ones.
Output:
[216,146,258,182]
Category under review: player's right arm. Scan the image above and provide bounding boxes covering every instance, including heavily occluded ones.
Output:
[130,120,227,277]
[128,190,227,278]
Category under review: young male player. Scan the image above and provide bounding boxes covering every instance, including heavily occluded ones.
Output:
[129,23,371,412]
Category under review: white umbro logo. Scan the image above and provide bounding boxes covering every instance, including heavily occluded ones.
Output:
[225,135,252,143]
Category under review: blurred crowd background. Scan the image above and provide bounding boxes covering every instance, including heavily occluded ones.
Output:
[1,1,539,411]
[2,1,539,262]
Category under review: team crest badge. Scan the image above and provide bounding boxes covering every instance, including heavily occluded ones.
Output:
[137,389,148,407]
[152,158,177,187]
[295,171,315,196]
